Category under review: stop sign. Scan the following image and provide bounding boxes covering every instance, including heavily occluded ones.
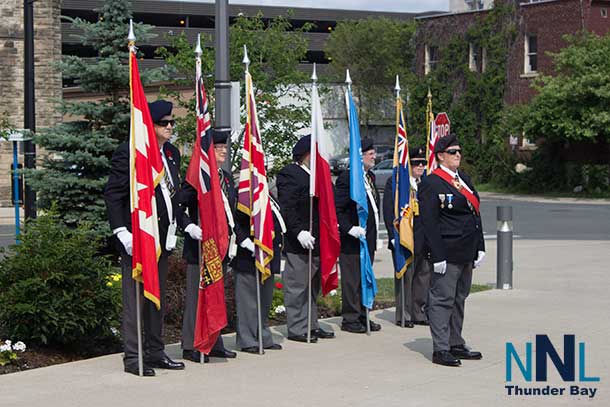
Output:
[434,112,451,139]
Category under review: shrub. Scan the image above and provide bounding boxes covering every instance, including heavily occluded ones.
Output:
[0,211,120,348]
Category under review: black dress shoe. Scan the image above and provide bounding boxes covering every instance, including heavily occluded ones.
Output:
[341,321,367,334]
[396,320,415,328]
[264,343,282,350]
[209,349,237,359]
[367,319,382,332]
[413,320,430,326]
[287,334,318,343]
[241,346,264,354]
[124,364,155,377]
[450,345,483,360]
[182,350,209,363]
[432,351,461,367]
[311,328,335,339]
[148,356,186,370]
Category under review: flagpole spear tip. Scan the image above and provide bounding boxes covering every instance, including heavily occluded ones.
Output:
[127,19,136,42]
[427,87,432,99]
[242,44,250,71]
[194,33,202,56]
[395,75,401,95]
[311,63,317,82]
[345,69,352,90]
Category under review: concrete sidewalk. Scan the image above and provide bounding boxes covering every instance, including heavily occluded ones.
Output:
[1,239,608,406]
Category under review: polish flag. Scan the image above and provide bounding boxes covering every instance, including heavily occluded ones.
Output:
[310,80,340,295]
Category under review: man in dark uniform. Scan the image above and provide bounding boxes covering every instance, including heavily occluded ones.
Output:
[232,194,284,353]
[383,146,431,328]
[276,135,336,343]
[335,138,381,334]
[104,100,190,376]
[179,129,238,363]
[419,134,486,367]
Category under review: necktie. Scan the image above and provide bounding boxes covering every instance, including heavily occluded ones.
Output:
[452,174,462,191]
[366,172,379,204]
[162,155,176,198]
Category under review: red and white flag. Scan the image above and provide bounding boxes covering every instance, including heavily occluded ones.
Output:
[236,70,274,281]
[128,47,164,309]
[185,50,228,355]
[310,81,340,295]
[426,100,438,173]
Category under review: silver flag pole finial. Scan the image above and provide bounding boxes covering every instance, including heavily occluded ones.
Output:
[195,33,202,56]
[127,19,136,42]
[345,69,352,90]
[395,75,401,97]
[311,63,318,83]
[243,44,250,72]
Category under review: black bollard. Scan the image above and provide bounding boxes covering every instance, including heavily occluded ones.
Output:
[496,206,513,289]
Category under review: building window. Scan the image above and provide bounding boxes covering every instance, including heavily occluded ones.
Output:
[524,34,537,74]
[469,43,480,72]
[425,45,439,75]
[602,8,608,18]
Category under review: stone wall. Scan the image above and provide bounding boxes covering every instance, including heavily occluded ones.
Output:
[0,0,61,207]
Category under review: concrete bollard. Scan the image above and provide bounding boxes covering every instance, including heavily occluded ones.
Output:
[496,206,513,289]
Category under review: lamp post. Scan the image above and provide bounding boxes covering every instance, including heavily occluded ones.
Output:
[215,0,231,172]
[23,0,37,219]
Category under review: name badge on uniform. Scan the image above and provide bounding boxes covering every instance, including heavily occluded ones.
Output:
[446,194,454,209]
[166,221,177,251]
[438,194,446,209]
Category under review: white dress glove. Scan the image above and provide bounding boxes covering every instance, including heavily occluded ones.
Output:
[348,226,366,239]
[433,260,447,275]
[390,238,395,247]
[240,238,256,257]
[474,251,486,268]
[117,230,133,256]
[184,223,203,241]
[297,230,316,250]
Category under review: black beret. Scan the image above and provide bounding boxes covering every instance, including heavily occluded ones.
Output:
[409,146,426,159]
[434,133,460,153]
[148,100,173,123]
[361,138,374,153]
[212,129,229,144]
[292,134,311,159]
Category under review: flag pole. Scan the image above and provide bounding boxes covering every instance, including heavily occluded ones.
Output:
[425,88,433,174]
[346,70,370,336]
[243,45,263,356]
[128,19,144,377]
[395,75,406,329]
[306,64,318,344]
[194,33,206,366]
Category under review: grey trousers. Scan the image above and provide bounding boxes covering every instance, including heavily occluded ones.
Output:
[394,255,431,323]
[234,271,274,349]
[282,252,321,337]
[427,262,473,352]
[339,251,375,324]
[121,254,168,368]
[181,263,225,352]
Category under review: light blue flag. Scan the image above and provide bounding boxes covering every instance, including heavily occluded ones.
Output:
[346,89,377,309]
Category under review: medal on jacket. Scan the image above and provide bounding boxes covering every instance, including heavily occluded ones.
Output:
[446,194,454,209]
[438,193,446,209]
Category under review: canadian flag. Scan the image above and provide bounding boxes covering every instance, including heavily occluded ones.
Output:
[310,80,340,295]
[129,49,164,309]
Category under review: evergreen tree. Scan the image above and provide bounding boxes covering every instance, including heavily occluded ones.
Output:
[28,0,161,237]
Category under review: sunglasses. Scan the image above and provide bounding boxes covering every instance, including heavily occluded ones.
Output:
[155,119,175,127]
[410,160,427,166]
[444,149,462,155]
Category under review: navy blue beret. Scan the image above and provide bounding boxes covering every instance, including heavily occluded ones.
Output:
[292,134,311,159]
[148,100,173,123]
[212,129,229,144]
[409,145,426,159]
[361,138,374,152]
[434,133,459,153]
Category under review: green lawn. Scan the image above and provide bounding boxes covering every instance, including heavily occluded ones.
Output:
[375,278,490,301]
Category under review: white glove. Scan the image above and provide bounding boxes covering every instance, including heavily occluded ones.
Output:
[240,238,255,256]
[348,226,366,239]
[184,223,202,241]
[474,251,486,268]
[390,239,395,247]
[117,230,133,256]
[297,230,315,250]
[433,260,447,275]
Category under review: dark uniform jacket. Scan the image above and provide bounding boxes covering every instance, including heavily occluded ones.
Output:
[104,141,190,256]
[178,168,236,265]
[334,169,378,256]
[276,163,320,256]
[231,195,284,275]
[382,176,425,255]
[418,170,485,265]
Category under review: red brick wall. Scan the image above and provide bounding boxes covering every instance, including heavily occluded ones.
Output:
[586,1,610,35]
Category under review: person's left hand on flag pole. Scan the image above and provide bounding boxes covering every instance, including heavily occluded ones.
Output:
[297,230,315,250]
[185,223,202,241]
[474,251,486,268]
[240,238,256,257]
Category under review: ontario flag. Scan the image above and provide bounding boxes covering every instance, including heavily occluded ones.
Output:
[425,92,438,173]
[128,46,164,309]
[236,70,274,281]
[391,97,414,280]
[185,52,229,355]
[310,76,340,295]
